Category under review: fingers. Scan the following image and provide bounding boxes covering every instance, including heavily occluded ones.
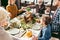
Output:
[32,35,38,40]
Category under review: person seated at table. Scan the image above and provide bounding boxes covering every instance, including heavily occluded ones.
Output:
[51,0,60,32]
[38,16,51,40]
[23,0,45,17]
[32,16,51,40]
[45,6,50,15]
[0,7,20,40]
[6,0,25,19]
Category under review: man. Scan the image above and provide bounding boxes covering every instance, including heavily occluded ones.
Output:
[24,0,45,17]
[36,0,45,14]
[52,0,60,33]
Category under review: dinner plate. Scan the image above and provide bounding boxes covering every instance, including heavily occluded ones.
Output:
[32,23,41,30]
[10,18,19,23]
[7,28,20,35]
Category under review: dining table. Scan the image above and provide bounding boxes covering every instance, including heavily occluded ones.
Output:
[6,10,42,40]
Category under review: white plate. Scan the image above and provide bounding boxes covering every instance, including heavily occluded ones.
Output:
[32,23,41,30]
[8,28,20,35]
[10,18,19,23]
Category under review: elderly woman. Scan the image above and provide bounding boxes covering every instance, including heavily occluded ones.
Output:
[0,7,20,40]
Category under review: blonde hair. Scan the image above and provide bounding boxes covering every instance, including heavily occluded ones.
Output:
[0,7,10,23]
[8,0,16,5]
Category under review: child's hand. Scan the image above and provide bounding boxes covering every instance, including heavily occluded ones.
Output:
[32,35,38,40]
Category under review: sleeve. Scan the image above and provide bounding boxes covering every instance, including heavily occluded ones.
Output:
[53,8,60,24]
[27,5,36,8]
[6,5,12,18]
[38,29,46,40]
[0,28,13,40]
[14,4,23,14]
[56,9,60,24]
[6,6,10,12]
[17,9,23,14]
[38,28,49,40]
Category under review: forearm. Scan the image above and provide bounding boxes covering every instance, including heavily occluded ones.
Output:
[27,5,36,8]
[18,9,24,14]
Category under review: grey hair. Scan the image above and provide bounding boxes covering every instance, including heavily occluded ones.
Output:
[0,7,10,22]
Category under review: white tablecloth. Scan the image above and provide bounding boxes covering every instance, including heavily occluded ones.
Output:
[15,29,41,40]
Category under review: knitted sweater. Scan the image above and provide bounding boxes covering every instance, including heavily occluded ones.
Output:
[6,4,23,19]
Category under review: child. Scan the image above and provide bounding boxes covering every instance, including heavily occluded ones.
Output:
[38,16,51,40]
[45,6,50,15]
[32,16,51,40]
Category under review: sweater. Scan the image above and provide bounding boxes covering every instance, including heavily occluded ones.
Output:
[6,4,23,19]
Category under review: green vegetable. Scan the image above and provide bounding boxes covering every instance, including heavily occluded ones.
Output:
[26,7,31,11]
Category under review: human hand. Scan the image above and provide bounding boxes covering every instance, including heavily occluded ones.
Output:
[21,7,27,11]
[32,35,38,40]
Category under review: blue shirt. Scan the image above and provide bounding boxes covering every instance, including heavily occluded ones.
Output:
[38,24,51,40]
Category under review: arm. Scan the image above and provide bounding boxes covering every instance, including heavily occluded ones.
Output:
[6,6,12,19]
[17,9,24,14]
[38,30,46,40]
[14,5,24,14]
[38,28,51,40]
[27,5,36,8]
[21,5,36,9]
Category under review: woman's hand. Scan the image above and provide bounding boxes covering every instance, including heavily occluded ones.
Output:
[21,7,27,11]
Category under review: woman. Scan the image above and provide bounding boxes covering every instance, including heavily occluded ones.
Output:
[0,7,20,40]
[6,0,24,19]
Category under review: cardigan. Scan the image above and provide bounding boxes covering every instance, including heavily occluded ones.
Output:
[6,4,23,19]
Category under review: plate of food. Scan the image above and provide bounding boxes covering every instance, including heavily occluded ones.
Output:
[32,23,42,30]
[7,28,20,35]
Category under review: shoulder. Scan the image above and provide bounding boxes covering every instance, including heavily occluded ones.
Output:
[6,5,11,10]
[13,4,17,8]
[43,25,51,31]
[6,5,11,8]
